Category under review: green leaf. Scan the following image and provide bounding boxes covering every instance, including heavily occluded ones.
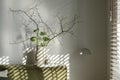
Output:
[34,28,39,32]
[43,37,50,41]
[30,36,37,42]
[40,42,45,47]
[40,32,46,36]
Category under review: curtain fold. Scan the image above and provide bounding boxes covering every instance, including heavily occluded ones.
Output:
[110,0,120,80]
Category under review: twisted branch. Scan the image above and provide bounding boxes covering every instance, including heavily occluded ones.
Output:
[10,8,79,46]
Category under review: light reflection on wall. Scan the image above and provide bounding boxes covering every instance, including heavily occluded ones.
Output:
[37,54,70,80]
[47,54,70,80]
[0,56,9,64]
[22,56,27,65]
[22,47,70,80]
[6,65,28,80]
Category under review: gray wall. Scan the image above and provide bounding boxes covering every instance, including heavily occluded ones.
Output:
[71,0,108,80]
[0,0,108,80]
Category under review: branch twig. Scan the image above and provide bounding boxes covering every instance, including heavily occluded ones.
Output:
[10,8,79,47]
[9,38,30,44]
[10,8,39,29]
[48,15,79,43]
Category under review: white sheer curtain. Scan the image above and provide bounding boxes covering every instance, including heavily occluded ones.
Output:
[110,0,120,80]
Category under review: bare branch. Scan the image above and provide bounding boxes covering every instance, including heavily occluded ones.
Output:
[10,7,79,51]
[35,8,55,35]
[25,5,37,12]
[10,8,40,55]
[29,11,35,18]
[10,8,39,29]
[9,38,30,44]
[57,16,64,32]
[64,15,78,32]
[47,15,79,44]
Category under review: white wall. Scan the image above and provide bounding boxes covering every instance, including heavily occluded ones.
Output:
[0,0,108,80]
